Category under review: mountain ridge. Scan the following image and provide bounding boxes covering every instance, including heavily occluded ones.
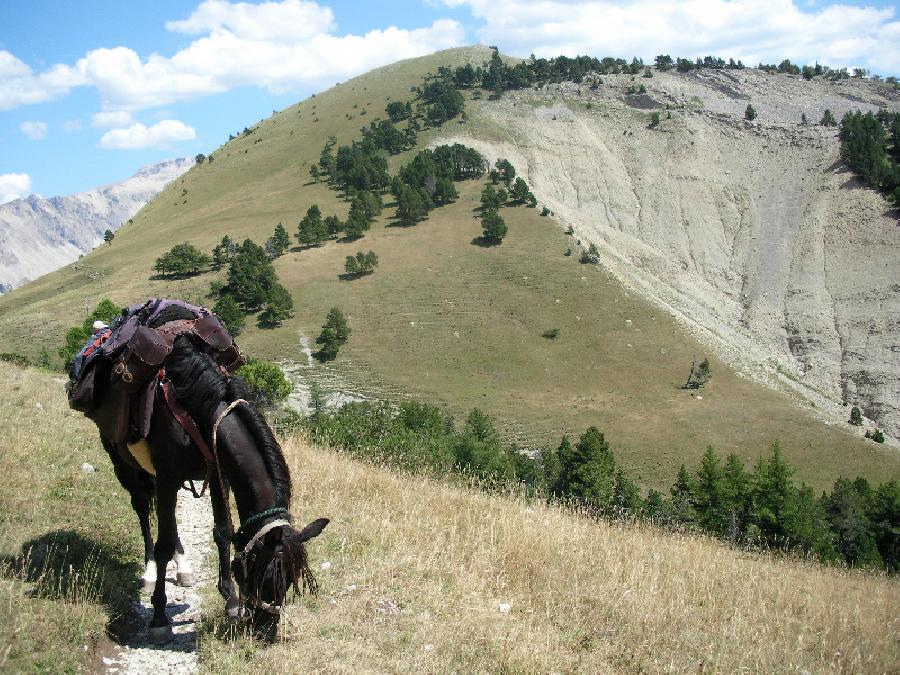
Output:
[0,157,193,292]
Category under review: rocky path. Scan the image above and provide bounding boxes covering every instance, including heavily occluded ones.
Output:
[102,490,214,674]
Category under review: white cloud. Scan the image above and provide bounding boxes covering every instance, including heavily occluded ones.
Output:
[99,119,196,149]
[0,173,32,204]
[62,119,84,132]
[442,0,900,74]
[0,1,466,112]
[20,120,47,140]
[0,50,87,110]
[91,110,134,128]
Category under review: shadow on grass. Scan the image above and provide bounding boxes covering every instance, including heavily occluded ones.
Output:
[0,529,142,638]
[471,236,501,247]
[338,271,374,281]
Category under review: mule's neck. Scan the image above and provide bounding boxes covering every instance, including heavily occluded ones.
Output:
[212,401,285,526]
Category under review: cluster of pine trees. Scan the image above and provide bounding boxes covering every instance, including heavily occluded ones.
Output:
[839,109,900,206]
[301,399,898,572]
[208,232,294,332]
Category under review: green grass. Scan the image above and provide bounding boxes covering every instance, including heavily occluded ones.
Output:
[0,47,895,493]
[0,364,142,671]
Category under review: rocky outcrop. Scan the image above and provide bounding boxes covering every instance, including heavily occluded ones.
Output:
[0,158,192,292]
[440,69,899,436]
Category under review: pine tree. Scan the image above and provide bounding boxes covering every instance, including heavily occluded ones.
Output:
[258,283,294,327]
[695,446,725,534]
[270,222,291,257]
[849,405,863,425]
[298,205,326,247]
[481,210,507,244]
[103,229,115,244]
[227,239,277,309]
[212,294,246,337]
[721,453,750,542]
[315,307,350,360]
[670,464,697,525]
[480,184,502,211]
[748,442,795,546]
[211,235,235,271]
[823,477,882,568]
[541,438,564,497]
[556,427,617,512]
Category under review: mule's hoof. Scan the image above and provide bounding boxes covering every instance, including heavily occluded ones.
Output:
[176,571,195,587]
[148,625,174,644]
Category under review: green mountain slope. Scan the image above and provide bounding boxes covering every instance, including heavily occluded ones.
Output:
[0,47,895,491]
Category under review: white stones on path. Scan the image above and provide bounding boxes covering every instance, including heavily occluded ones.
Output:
[105,489,214,674]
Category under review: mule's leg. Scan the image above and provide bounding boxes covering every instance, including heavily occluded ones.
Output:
[209,475,240,619]
[173,531,194,587]
[149,480,179,643]
[100,437,155,589]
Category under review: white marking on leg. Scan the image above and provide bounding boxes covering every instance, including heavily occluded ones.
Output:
[142,560,157,585]
[174,551,193,575]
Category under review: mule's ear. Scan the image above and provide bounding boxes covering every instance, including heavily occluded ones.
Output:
[297,517,329,542]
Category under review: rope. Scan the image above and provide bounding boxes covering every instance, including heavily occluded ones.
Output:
[210,399,249,543]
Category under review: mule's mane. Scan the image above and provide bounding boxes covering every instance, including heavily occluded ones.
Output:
[164,334,292,507]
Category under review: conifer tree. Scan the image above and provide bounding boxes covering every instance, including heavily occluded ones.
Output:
[298,205,327,247]
[722,453,750,541]
[227,239,277,310]
[315,307,350,360]
[212,294,246,337]
[211,235,236,271]
[258,283,294,327]
[481,210,507,244]
[670,464,697,524]
[695,446,725,533]
[270,222,291,257]
[556,427,617,512]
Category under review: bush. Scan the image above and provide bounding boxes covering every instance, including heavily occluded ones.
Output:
[849,405,863,426]
[745,104,757,121]
[58,299,122,369]
[580,243,600,264]
[236,358,292,408]
[542,328,561,339]
[649,111,661,128]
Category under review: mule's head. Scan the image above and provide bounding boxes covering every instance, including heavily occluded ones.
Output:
[231,517,329,641]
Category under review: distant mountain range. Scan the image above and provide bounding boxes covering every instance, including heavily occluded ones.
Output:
[0,157,193,292]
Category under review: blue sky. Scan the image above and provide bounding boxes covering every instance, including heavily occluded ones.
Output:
[2,0,898,202]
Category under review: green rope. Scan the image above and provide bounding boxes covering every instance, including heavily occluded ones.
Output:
[232,507,288,545]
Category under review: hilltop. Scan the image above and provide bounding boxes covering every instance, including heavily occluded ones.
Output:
[0,46,896,492]
[0,157,193,292]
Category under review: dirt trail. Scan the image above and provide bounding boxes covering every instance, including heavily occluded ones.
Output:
[102,490,214,674]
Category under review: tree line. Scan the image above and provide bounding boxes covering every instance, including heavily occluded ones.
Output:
[297,399,898,572]
[839,109,900,207]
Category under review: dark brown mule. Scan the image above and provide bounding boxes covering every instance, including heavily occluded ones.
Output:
[99,331,327,642]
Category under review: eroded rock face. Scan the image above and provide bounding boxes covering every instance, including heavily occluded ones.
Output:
[0,157,193,292]
[441,69,899,435]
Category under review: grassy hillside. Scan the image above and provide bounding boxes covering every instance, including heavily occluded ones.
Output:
[2,363,896,672]
[0,47,895,492]
[0,365,141,671]
[202,434,898,672]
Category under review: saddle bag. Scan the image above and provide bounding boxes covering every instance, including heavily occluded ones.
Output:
[68,355,111,413]
[111,325,175,393]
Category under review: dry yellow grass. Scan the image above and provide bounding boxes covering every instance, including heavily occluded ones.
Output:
[200,435,899,673]
[0,364,142,671]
